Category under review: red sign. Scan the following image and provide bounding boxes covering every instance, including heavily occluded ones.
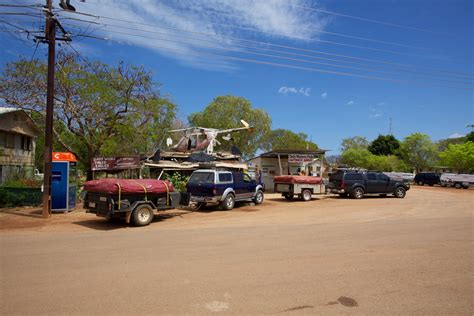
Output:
[91,156,140,171]
[52,152,77,162]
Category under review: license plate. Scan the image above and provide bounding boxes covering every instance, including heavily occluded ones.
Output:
[89,202,96,208]
[193,197,205,202]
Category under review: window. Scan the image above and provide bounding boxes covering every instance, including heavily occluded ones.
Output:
[243,173,253,183]
[21,135,32,151]
[344,173,363,181]
[367,173,377,180]
[188,172,215,184]
[5,133,14,148]
[377,174,390,181]
[0,131,5,147]
[218,173,232,183]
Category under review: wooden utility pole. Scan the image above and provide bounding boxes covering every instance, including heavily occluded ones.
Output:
[41,0,56,218]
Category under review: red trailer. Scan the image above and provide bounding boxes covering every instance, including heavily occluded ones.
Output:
[83,178,189,226]
[273,175,325,201]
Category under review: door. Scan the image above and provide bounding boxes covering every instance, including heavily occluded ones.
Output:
[242,173,256,198]
[366,172,379,193]
[376,173,392,193]
[51,162,68,210]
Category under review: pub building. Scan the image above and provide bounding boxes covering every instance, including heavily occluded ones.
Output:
[247,149,327,192]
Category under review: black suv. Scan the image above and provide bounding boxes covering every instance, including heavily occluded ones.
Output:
[328,170,410,199]
[414,172,440,186]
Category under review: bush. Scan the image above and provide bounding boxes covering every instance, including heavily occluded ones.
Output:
[162,172,189,192]
[1,178,42,188]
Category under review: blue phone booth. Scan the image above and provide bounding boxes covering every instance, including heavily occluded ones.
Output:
[51,152,77,212]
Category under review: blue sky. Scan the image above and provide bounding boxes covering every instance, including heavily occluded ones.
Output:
[1,0,473,154]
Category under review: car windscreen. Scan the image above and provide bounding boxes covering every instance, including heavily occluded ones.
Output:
[189,172,215,184]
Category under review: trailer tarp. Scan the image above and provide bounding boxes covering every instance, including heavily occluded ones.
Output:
[84,178,174,194]
[274,175,322,185]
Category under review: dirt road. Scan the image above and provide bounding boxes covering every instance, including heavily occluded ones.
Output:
[1,186,473,314]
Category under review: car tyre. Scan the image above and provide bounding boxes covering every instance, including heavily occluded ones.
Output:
[454,183,462,189]
[221,193,235,210]
[394,186,406,198]
[132,204,154,226]
[418,181,424,186]
[352,187,364,199]
[301,189,312,201]
[254,190,264,205]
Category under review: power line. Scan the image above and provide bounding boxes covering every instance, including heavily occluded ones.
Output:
[289,2,449,34]
[54,9,420,58]
[213,22,421,57]
[190,6,427,50]
[72,30,473,91]
[55,10,474,78]
[60,14,474,81]
[63,22,472,86]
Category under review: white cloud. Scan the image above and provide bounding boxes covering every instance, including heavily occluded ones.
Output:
[60,0,328,70]
[346,100,354,105]
[369,106,383,118]
[321,92,328,99]
[448,132,465,139]
[278,86,310,96]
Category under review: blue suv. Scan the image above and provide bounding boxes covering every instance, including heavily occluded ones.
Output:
[187,169,264,210]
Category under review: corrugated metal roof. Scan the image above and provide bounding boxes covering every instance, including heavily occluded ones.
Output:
[0,107,21,115]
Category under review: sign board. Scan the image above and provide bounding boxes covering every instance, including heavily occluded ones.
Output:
[288,154,315,164]
[91,156,140,171]
[52,152,77,162]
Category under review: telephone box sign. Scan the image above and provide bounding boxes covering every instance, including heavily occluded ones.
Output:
[91,156,140,171]
[288,154,314,164]
[52,152,77,162]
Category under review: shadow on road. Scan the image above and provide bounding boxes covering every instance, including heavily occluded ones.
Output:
[72,211,191,231]
[0,208,43,219]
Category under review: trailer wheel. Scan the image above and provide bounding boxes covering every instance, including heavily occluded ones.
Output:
[221,193,235,210]
[301,189,312,201]
[132,204,154,226]
[284,193,294,200]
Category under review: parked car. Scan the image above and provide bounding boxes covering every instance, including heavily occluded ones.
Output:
[186,169,264,210]
[414,172,440,186]
[328,170,410,199]
[440,173,474,189]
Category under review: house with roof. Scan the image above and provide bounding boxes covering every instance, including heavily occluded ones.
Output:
[247,149,328,192]
[0,107,41,183]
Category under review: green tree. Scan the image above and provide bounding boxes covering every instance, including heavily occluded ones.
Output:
[188,95,271,158]
[399,133,438,173]
[368,134,400,156]
[0,52,176,179]
[341,148,411,172]
[340,148,371,168]
[263,129,317,151]
[340,136,369,152]
[465,131,474,142]
[439,142,474,172]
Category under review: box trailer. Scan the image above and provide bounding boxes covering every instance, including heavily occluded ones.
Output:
[274,175,325,201]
